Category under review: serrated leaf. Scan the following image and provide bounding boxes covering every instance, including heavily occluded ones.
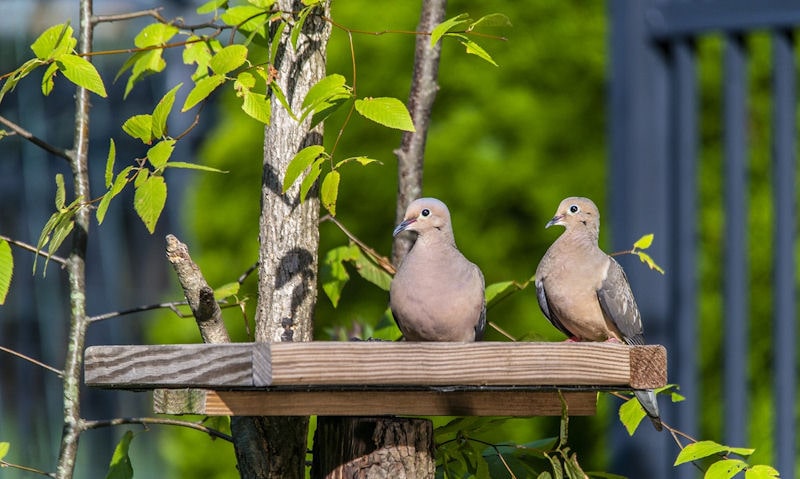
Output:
[105,430,134,479]
[124,50,166,98]
[146,139,176,170]
[31,23,75,60]
[302,74,347,111]
[618,395,646,436]
[351,248,392,291]
[97,166,133,225]
[0,441,9,461]
[249,0,276,7]
[460,40,498,67]
[134,23,178,48]
[674,441,731,466]
[104,139,116,188]
[1,58,44,104]
[633,233,654,250]
[745,465,781,479]
[122,114,155,144]
[134,168,149,188]
[430,13,470,47]
[41,62,58,96]
[134,175,167,234]
[197,0,227,14]
[214,282,240,299]
[283,145,325,192]
[56,54,107,97]
[241,90,270,124]
[164,162,227,173]
[236,71,257,90]
[210,44,249,75]
[183,74,226,111]
[55,173,66,210]
[299,157,325,201]
[0,239,13,305]
[152,84,182,139]
[320,170,340,216]
[706,459,748,479]
[221,5,269,36]
[354,97,415,132]
[183,36,215,79]
[635,251,665,274]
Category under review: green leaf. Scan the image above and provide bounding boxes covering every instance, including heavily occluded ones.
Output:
[460,40,498,67]
[469,13,512,30]
[152,84,182,139]
[351,248,392,291]
[214,281,241,299]
[290,6,313,49]
[486,280,530,309]
[431,13,470,47]
[122,114,155,144]
[164,162,227,173]
[249,0,276,7]
[320,170,340,216]
[334,156,381,168]
[635,251,665,274]
[183,74,226,111]
[1,58,45,104]
[270,20,287,63]
[320,245,356,307]
[0,441,9,461]
[0,239,13,305]
[706,459,748,479]
[124,50,167,98]
[56,54,108,97]
[221,5,269,36]
[633,233,654,250]
[283,145,325,193]
[31,23,76,60]
[197,0,227,14]
[299,157,325,202]
[97,167,133,225]
[618,394,646,436]
[241,90,271,124]
[745,465,781,479]
[674,441,732,466]
[269,82,298,121]
[236,71,257,90]
[134,23,178,48]
[55,173,66,210]
[210,44,249,75]
[354,97,415,132]
[302,74,347,112]
[183,36,215,80]
[104,139,116,188]
[146,139,176,170]
[105,431,134,479]
[134,175,167,234]
[41,62,58,96]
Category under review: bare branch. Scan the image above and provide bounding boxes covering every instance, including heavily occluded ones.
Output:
[0,345,64,376]
[91,8,166,25]
[0,234,67,266]
[87,300,189,324]
[81,417,233,442]
[0,460,55,478]
[0,115,71,162]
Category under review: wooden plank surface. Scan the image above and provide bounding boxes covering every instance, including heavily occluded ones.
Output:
[85,342,666,389]
[153,389,598,416]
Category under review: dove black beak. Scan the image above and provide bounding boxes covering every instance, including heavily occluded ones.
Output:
[546,215,564,229]
[393,218,416,237]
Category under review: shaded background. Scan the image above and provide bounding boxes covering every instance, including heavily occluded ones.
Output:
[0,0,796,478]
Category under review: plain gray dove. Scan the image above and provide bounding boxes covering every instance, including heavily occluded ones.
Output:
[390,198,486,342]
[534,197,662,431]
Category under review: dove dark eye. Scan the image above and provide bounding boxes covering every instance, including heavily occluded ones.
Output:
[421,209,430,217]
[569,205,579,214]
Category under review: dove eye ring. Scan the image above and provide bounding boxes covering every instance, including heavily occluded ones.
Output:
[420,208,431,217]
[569,205,579,214]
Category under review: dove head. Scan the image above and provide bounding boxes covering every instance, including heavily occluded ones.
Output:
[393,197,455,242]
[546,197,601,239]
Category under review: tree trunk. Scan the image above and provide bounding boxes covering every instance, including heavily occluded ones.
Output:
[250,1,331,478]
[310,417,435,479]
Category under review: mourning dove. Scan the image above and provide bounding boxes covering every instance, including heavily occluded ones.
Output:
[535,197,662,431]
[390,198,486,342]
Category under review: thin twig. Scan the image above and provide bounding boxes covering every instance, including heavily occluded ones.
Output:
[91,8,166,25]
[0,234,67,266]
[87,300,190,323]
[0,345,64,376]
[0,460,55,478]
[320,214,395,274]
[81,417,233,442]
[488,321,517,341]
[0,115,72,162]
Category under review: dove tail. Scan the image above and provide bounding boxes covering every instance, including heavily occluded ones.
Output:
[634,389,663,431]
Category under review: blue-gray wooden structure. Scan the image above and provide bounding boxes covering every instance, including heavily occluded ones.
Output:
[609,1,798,478]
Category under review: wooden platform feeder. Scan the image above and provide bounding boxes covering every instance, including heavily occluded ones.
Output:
[84,341,666,417]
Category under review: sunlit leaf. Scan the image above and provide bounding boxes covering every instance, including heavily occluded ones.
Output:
[97,166,133,225]
[56,53,107,97]
[302,74,347,112]
[41,63,58,96]
[54,173,66,210]
[183,74,226,111]
[105,431,134,479]
[164,162,227,173]
[351,248,392,291]
[745,465,781,479]
[0,240,13,305]
[635,251,665,274]
[104,139,116,188]
[468,13,512,30]
[299,157,325,202]
[705,459,747,479]
[334,156,380,168]
[269,82,298,121]
[354,97,415,132]
[146,139,176,170]
[197,0,227,14]
[0,441,10,461]
[460,40,498,67]
[320,170,340,216]
[152,83,182,139]
[283,145,325,193]
[486,280,530,309]
[320,245,356,307]
[214,282,240,299]
[31,23,75,60]
[210,44,249,75]
[430,13,470,47]
[633,233,654,250]
[134,175,167,234]
[240,90,270,124]
[290,6,313,49]
[122,114,155,144]
[618,395,646,436]
[674,441,734,466]
[134,23,178,48]
[221,5,269,37]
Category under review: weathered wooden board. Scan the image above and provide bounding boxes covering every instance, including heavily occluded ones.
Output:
[153,389,599,416]
[84,342,666,389]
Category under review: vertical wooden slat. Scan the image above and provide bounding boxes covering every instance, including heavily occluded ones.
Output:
[770,29,796,479]
[671,39,699,444]
[722,33,749,448]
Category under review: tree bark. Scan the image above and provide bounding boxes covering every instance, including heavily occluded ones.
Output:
[253,1,331,478]
[310,417,435,479]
